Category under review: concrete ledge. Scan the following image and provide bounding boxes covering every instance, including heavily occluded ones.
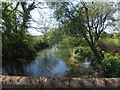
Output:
[0,75,120,88]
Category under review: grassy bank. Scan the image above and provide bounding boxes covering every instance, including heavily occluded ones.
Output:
[55,48,85,77]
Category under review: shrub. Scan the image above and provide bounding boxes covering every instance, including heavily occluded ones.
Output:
[97,41,120,54]
[73,46,94,59]
[60,36,82,48]
[34,41,49,51]
[101,53,120,77]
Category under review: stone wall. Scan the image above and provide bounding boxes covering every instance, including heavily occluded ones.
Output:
[0,75,120,89]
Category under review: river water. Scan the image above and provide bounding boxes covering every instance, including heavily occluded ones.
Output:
[2,45,70,77]
[2,44,93,77]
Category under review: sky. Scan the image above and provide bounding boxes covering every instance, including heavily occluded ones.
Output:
[27,0,59,36]
[28,1,53,35]
[0,0,119,36]
[27,1,119,36]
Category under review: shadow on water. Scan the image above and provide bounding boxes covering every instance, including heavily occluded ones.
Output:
[2,44,70,77]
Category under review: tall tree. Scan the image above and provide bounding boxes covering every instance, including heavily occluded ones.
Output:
[49,2,117,62]
[2,1,36,63]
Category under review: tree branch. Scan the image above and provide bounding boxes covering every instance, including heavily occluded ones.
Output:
[9,2,20,16]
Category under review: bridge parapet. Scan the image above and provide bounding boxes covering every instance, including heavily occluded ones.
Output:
[0,75,120,89]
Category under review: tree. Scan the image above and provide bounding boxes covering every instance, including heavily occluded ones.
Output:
[2,1,36,63]
[48,2,117,62]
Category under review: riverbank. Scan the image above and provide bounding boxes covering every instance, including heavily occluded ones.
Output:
[55,48,86,77]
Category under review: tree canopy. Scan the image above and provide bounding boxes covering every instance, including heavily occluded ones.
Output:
[2,1,36,63]
[48,2,118,61]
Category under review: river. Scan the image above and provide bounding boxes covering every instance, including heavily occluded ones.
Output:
[2,45,70,77]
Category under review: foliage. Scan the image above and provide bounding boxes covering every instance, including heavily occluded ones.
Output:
[96,41,120,55]
[65,63,83,77]
[60,36,81,48]
[100,32,119,46]
[2,2,37,63]
[101,53,120,77]
[43,28,63,47]
[55,48,83,77]
[55,48,71,64]
[48,2,117,61]
[34,41,49,52]
[43,28,82,48]
[73,46,94,59]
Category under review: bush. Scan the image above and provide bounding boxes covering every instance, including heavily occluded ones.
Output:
[2,34,37,63]
[73,46,94,59]
[34,41,49,51]
[60,36,80,48]
[97,41,120,54]
[101,53,120,77]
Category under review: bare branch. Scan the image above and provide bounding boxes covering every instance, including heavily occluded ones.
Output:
[9,2,20,16]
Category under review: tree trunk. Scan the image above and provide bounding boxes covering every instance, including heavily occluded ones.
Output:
[82,35,103,63]
[89,43,103,63]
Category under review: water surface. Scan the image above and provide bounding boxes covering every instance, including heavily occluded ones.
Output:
[2,46,70,77]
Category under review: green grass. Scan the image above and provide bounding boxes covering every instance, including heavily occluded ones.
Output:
[55,48,72,64]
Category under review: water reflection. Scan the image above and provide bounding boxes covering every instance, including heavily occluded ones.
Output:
[83,58,91,69]
[2,45,70,77]
[2,63,24,75]
[24,47,69,77]
[82,57,91,76]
